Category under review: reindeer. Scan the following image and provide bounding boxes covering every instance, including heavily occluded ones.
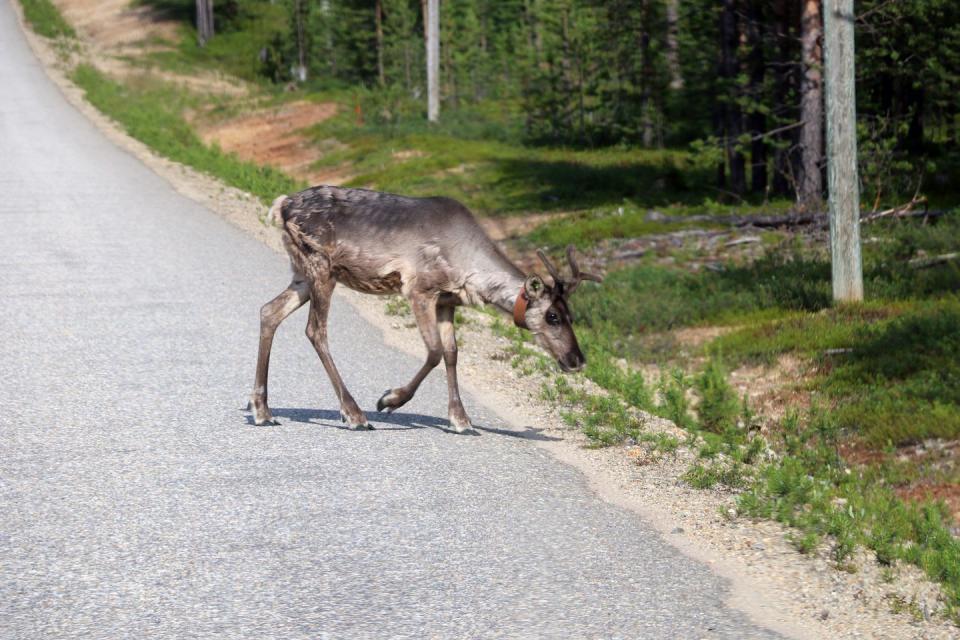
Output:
[250,186,601,432]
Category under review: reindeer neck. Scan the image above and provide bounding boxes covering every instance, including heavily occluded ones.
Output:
[471,252,526,315]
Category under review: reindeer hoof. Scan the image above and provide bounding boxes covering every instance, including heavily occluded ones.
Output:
[449,417,475,434]
[250,396,277,426]
[341,410,373,430]
[376,389,405,413]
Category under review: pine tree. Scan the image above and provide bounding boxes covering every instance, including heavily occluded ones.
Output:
[196,0,214,46]
[799,0,824,211]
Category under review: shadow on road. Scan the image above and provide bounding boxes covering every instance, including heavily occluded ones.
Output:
[246,407,561,440]
[472,424,561,442]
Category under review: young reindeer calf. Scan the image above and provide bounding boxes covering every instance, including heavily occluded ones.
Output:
[250,186,601,432]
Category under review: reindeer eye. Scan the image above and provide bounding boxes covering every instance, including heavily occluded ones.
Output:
[546,311,561,326]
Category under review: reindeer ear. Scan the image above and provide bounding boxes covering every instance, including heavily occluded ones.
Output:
[524,275,547,299]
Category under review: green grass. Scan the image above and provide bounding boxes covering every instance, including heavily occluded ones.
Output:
[493,210,960,613]
[709,296,960,447]
[134,0,288,83]
[525,207,718,248]
[557,211,960,448]
[526,201,795,248]
[695,359,742,434]
[18,0,75,39]
[738,410,960,611]
[71,64,302,204]
[301,92,739,218]
[568,214,960,362]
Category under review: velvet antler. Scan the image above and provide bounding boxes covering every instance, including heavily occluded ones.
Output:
[564,245,602,294]
[535,246,602,295]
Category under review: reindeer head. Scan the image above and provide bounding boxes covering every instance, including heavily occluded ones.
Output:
[518,245,602,373]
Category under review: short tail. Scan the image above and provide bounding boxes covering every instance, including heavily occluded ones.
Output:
[267,195,289,226]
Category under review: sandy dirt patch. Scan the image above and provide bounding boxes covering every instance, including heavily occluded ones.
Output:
[55,0,178,48]
[193,100,349,184]
[899,480,960,525]
[53,0,248,97]
[480,211,569,242]
[729,354,814,424]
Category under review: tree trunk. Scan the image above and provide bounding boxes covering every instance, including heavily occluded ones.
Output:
[799,0,824,210]
[559,7,577,137]
[425,0,440,122]
[639,0,655,147]
[375,0,385,87]
[533,0,544,64]
[444,15,458,109]
[771,0,795,195]
[523,0,538,67]
[196,0,214,47]
[293,0,307,83]
[824,0,863,301]
[720,0,746,195]
[713,105,726,188]
[664,0,683,90]
[906,85,925,151]
[747,0,767,193]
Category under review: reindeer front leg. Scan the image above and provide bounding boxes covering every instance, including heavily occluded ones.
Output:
[376,292,443,416]
[437,305,473,433]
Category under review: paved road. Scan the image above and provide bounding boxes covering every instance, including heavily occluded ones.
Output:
[0,5,781,638]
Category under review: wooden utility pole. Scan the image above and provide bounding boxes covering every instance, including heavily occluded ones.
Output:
[196,0,214,47]
[823,0,863,301]
[425,0,440,122]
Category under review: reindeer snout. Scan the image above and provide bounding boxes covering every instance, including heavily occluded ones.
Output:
[559,351,586,373]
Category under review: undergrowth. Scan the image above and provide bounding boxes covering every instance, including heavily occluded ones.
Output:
[488,215,960,613]
[738,411,960,611]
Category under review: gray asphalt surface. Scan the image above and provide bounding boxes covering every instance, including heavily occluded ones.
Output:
[0,5,782,638]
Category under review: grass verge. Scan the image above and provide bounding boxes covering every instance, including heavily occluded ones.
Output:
[491,213,960,615]
[18,0,75,39]
[70,64,302,204]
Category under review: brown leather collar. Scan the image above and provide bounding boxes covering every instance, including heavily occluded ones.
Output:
[512,286,529,329]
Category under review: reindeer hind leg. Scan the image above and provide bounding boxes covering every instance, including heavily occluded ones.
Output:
[305,278,371,430]
[250,277,311,425]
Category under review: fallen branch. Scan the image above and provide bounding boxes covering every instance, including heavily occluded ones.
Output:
[908,252,960,269]
[724,236,761,247]
[862,209,952,224]
[612,229,729,260]
[733,212,825,228]
[861,196,927,224]
[645,205,953,230]
[646,210,824,228]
